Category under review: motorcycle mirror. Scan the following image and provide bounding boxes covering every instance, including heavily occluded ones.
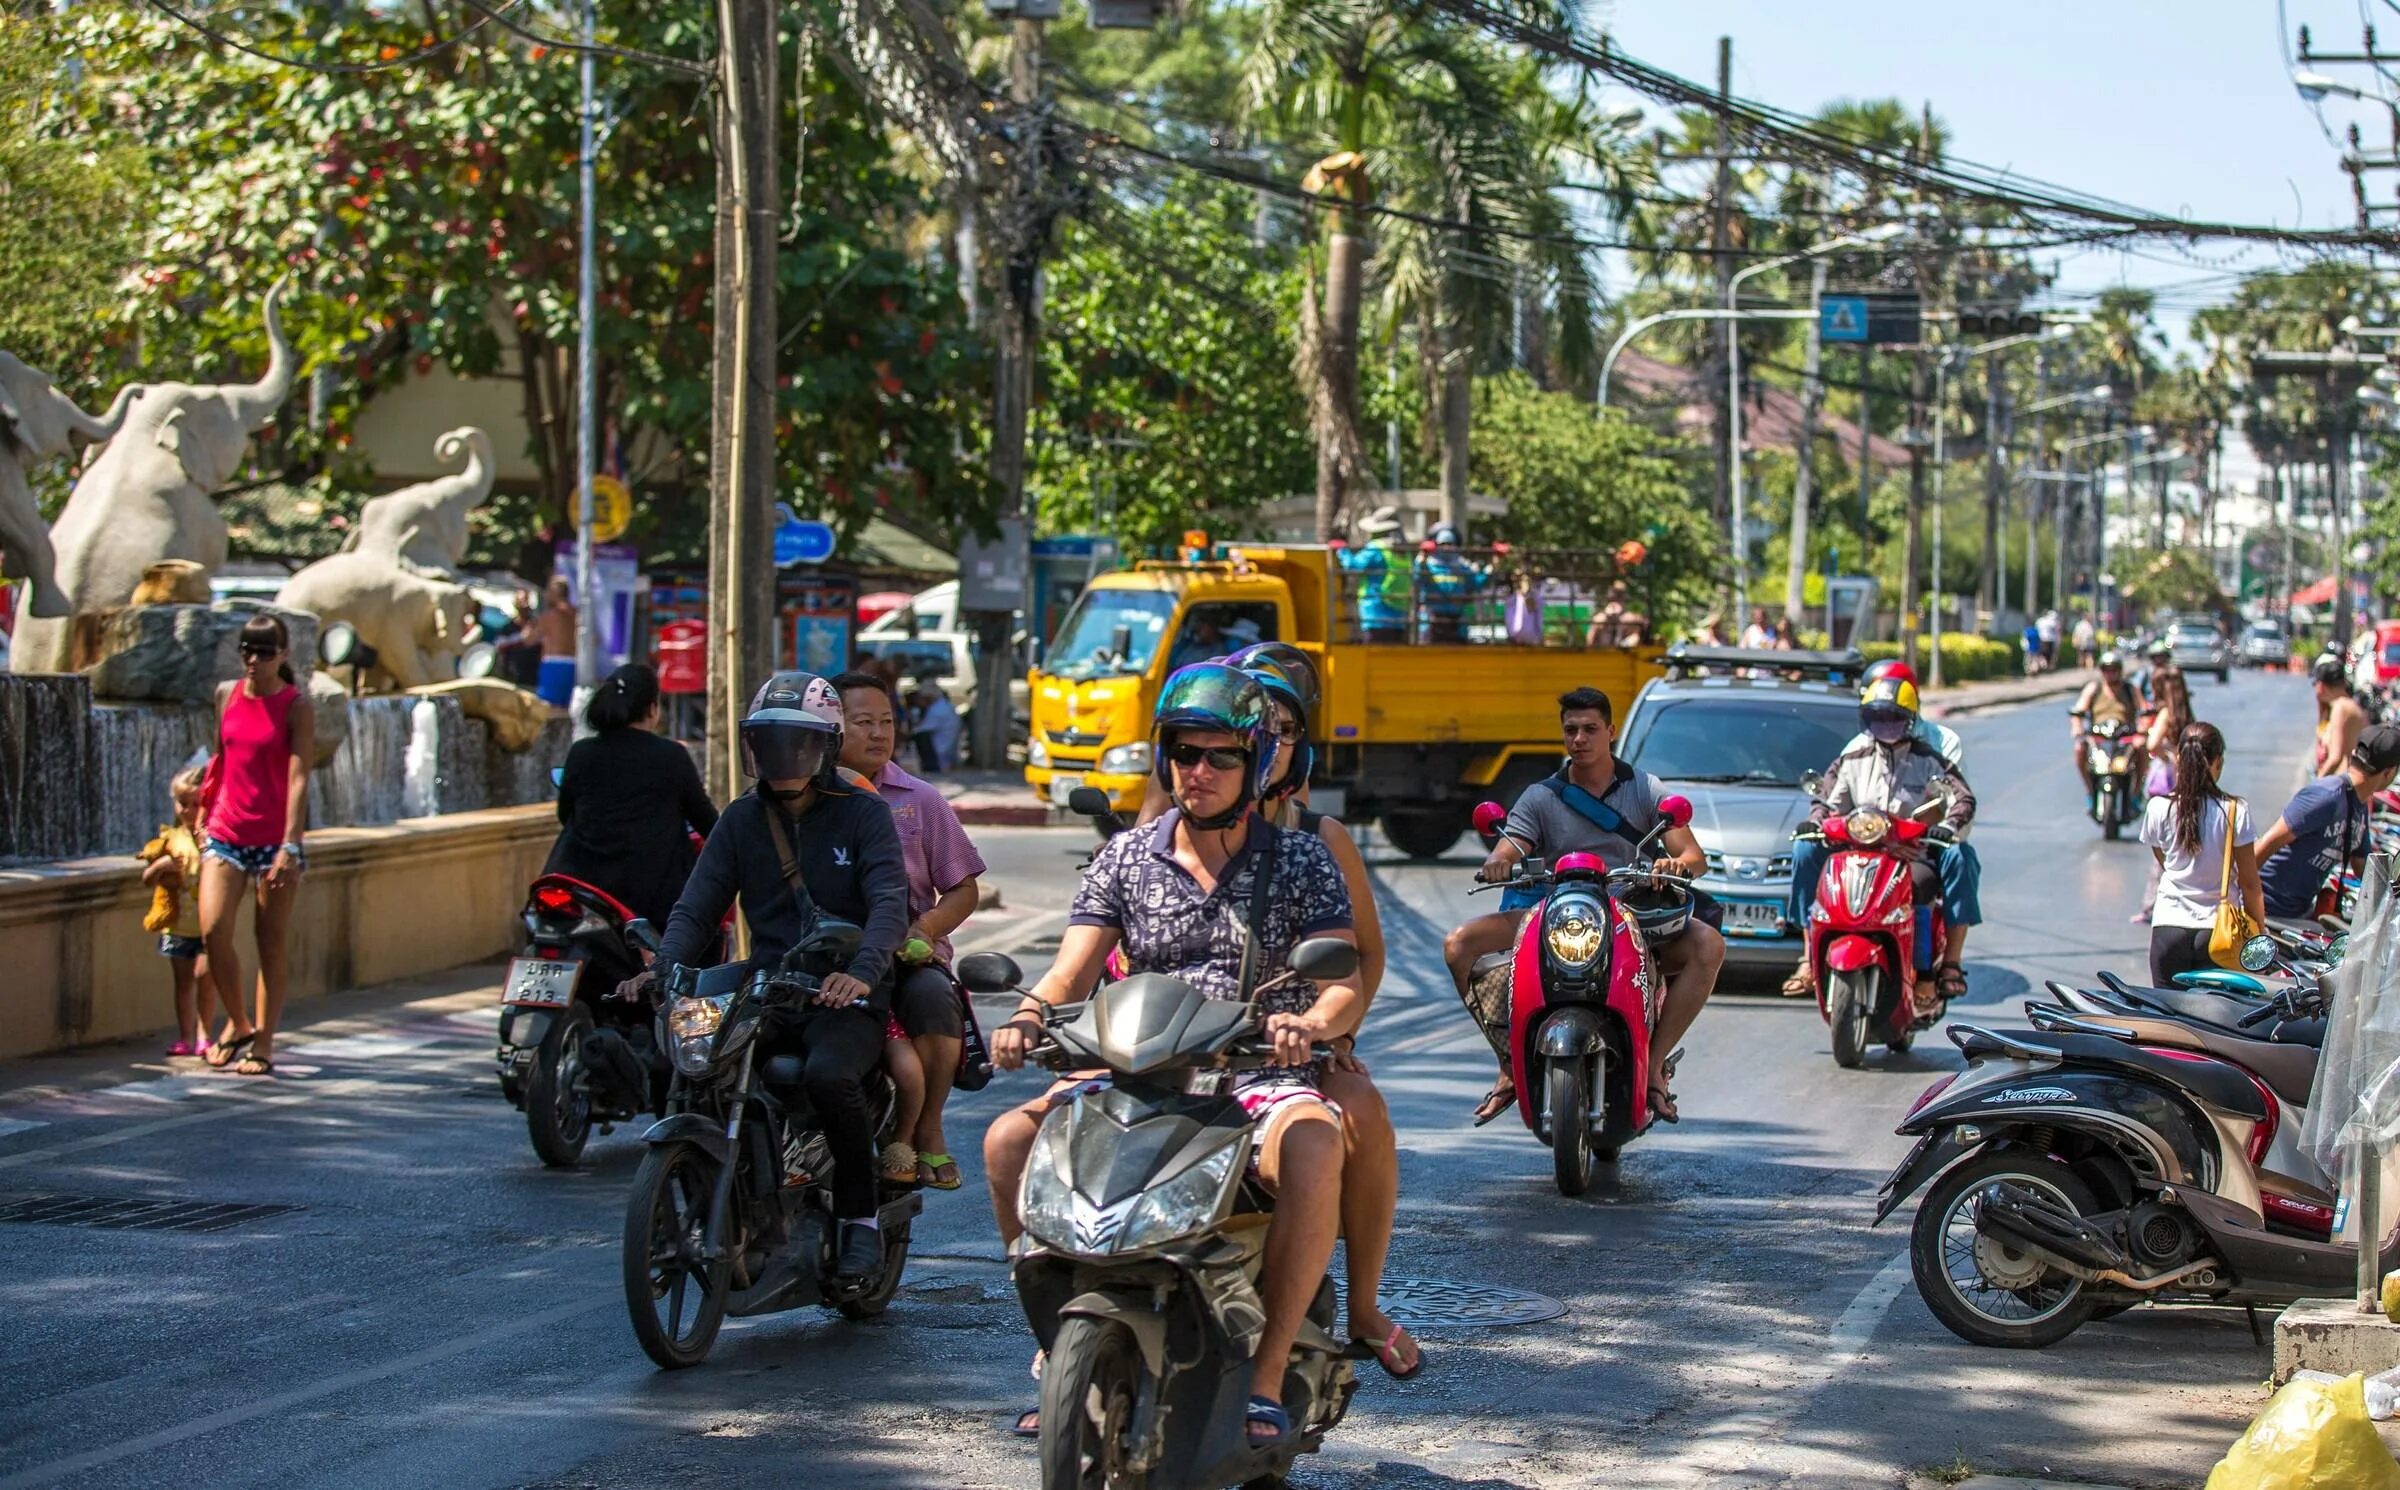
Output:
[1066,785,1115,818]
[2331,932,2352,963]
[1799,771,1823,798]
[1472,801,1508,836]
[1287,937,1360,983]
[955,951,1025,993]
[1658,794,1694,829]
[624,918,662,955]
[2239,934,2278,973]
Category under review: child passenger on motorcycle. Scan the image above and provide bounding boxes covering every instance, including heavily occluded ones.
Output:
[637,672,912,1285]
[984,663,1368,1449]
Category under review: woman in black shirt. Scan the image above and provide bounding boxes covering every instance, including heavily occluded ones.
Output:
[545,664,719,928]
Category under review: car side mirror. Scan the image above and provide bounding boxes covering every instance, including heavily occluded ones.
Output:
[624,918,661,955]
[1658,793,1693,828]
[1067,786,1115,818]
[956,951,1025,993]
[1287,937,1360,983]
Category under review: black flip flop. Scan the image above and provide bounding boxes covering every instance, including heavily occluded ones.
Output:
[1470,1081,1516,1127]
[1008,1407,1039,1438]
[204,1032,256,1070]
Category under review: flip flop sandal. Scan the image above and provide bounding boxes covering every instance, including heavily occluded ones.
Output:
[1244,1396,1291,1449]
[915,1152,962,1191]
[879,1140,920,1185]
[205,1032,256,1070]
[1470,1081,1516,1127]
[1779,970,1815,997]
[166,1040,201,1058]
[1009,1407,1039,1438]
[235,1054,274,1077]
[1353,1323,1426,1380]
[1646,1080,1680,1124]
[1937,965,1970,1000]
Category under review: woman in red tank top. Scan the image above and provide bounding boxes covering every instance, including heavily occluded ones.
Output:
[201,615,315,1076]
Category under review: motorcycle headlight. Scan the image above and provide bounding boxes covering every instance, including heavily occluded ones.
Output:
[1544,901,1606,968]
[1117,1141,1242,1252]
[1844,809,1891,848]
[1018,1118,1080,1249]
[669,993,730,1076]
[1027,737,1050,767]
[1099,742,1153,775]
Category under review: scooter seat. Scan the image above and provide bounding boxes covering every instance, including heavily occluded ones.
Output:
[1973,1027,2272,1121]
[1470,952,1515,981]
[2087,978,2326,1050]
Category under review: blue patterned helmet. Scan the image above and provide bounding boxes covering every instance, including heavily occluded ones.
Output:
[1152,662,1281,809]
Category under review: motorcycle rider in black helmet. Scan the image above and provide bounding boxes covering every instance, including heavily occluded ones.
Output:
[639,671,912,1283]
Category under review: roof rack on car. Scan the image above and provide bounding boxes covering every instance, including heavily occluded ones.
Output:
[1661,644,1869,685]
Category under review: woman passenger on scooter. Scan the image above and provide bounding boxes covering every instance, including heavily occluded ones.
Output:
[984,663,1367,1448]
[546,663,719,930]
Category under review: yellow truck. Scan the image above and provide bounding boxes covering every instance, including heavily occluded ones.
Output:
[1024,544,1664,858]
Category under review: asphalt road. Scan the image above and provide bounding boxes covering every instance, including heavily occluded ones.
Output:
[0,668,2318,1490]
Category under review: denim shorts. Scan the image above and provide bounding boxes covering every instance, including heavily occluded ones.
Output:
[157,933,204,960]
[203,839,283,876]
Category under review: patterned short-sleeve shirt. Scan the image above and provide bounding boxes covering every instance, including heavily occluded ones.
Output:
[1069,809,1353,1016]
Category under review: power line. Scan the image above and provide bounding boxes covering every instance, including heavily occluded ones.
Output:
[139,0,522,74]
[451,0,709,79]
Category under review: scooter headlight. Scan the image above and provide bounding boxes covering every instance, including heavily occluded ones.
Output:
[1844,809,1891,848]
[1117,1141,1242,1252]
[1018,1118,1081,1249]
[1544,901,1606,968]
[668,993,731,1076]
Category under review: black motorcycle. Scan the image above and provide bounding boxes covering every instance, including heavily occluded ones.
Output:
[959,940,1366,1490]
[621,917,919,1369]
[2082,718,2140,840]
[497,875,667,1166]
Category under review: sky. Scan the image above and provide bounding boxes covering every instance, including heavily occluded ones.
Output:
[1595,0,2387,344]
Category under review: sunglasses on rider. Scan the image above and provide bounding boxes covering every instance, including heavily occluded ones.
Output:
[1165,741,1251,773]
[239,642,280,659]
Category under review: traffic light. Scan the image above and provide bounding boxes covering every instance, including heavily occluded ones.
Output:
[1957,303,2046,338]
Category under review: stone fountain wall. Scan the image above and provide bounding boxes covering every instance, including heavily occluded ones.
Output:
[0,676,98,860]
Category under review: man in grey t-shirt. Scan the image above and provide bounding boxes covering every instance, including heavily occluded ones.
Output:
[1442,686,1722,1124]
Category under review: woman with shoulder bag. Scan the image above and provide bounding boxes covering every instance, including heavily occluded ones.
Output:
[2137,722,2263,985]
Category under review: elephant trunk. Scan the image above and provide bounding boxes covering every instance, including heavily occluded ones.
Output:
[226,277,296,432]
[431,426,493,493]
[61,382,140,444]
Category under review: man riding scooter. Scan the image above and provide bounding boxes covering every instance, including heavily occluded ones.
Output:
[1443,686,1724,1125]
[1784,676,1981,1012]
[2069,650,2144,804]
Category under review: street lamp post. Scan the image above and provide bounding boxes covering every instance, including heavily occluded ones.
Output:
[1723,225,1903,620]
[1596,307,1816,409]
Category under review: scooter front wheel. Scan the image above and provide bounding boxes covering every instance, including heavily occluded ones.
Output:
[1828,968,1875,1069]
[1040,1314,1150,1490]
[1546,1059,1595,1197]
[623,1141,730,1369]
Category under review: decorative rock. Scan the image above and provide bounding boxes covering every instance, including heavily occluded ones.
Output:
[80,602,316,706]
[304,670,350,769]
[412,676,551,753]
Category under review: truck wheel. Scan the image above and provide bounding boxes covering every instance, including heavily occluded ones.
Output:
[1381,808,1464,860]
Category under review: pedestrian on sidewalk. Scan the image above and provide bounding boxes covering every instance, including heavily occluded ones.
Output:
[138,764,220,1058]
[835,670,989,1191]
[199,615,314,1077]
[909,678,960,773]
[2037,608,2060,670]
[534,575,577,709]
[2072,613,2097,670]
[2139,722,2260,984]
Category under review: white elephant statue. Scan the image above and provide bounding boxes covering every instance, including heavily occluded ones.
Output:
[275,551,474,692]
[341,426,492,576]
[0,356,142,618]
[12,281,295,674]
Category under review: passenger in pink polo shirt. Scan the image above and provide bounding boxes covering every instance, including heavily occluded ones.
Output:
[835,671,989,1191]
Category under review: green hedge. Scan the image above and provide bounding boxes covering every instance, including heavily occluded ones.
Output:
[1792,633,2025,685]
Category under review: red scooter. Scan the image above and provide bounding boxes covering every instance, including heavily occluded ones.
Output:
[1793,792,1950,1068]
[1471,795,1695,1196]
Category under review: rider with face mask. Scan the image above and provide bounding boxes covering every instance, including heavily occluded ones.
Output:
[648,672,912,1283]
[1785,676,1982,1012]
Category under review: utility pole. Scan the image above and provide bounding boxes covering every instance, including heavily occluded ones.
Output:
[1900,351,1929,671]
[969,16,1048,773]
[1855,345,1875,558]
[705,0,779,802]
[1783,257,1826,627]
[573,0,600,697]
[1706,36,1735,534]
[1982,363,2006,622]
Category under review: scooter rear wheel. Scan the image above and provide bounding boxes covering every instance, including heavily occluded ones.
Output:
[1910,1149,2100,1349]
[526,1003,595,1167]
[1040,1315,1149,1490]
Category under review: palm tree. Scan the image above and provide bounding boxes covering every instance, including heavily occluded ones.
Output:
[1246,0,1574,539]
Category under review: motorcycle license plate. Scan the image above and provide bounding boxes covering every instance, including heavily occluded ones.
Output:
[1718,899,1783,939]
[502,956,581,1008]
[1048,774,1084,805]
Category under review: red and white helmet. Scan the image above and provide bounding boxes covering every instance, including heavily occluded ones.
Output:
[741,671,844,785]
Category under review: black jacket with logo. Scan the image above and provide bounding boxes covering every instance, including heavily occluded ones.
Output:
[658,783,910,1004]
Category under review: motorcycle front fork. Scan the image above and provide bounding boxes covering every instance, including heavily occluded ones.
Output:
[702,1049,755,1264]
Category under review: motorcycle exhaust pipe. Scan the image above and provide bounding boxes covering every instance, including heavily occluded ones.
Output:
[1978,1186,2134,1274]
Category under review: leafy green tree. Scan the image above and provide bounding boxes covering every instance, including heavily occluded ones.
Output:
[0,17,147,368]
[1029,183,1310,551]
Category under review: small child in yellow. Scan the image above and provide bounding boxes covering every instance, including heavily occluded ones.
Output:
[138,766,219,1058]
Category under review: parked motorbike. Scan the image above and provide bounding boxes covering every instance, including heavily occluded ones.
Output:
[957,940,1365,1490]
[2083,718,2140,839]
[1469,794,1697,1196]
[621,917,920,1369]
[1792,791,1952,1068]
[1875,935,2383,1349]
[497,874,666,1166]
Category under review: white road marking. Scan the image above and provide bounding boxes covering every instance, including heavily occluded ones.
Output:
[0,1116,45,1140]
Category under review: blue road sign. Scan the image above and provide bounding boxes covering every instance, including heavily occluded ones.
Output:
[772,503,836,567]
[1820,295,1869,343]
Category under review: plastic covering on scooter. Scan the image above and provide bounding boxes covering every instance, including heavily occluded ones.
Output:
[2299,852,2400,1191]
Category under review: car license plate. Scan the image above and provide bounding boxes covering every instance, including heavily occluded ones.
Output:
[1719,899,1783,939]
[1048,774,1084,805]
[502,956,581,1007]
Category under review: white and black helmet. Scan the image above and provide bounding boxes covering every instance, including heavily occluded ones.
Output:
[741,670,844,786]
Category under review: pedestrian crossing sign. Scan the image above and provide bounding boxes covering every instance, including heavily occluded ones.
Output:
[1820,295,1869,343]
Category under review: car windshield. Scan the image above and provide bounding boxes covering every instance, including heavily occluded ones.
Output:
[856,638,953,679]
[1622,694,1859,787]
[1046,590,1177,679]
[2171,628,2216,644]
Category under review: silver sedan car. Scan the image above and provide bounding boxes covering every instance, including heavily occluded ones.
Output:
[2166,620,2232,682]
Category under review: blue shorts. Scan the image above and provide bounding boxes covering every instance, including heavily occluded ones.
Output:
[204,839,303,877]
[537,656,576,707]
[158,933,203,960]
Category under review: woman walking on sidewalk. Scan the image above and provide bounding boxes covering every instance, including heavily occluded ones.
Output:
[2138,722,2261,986]
[201,616,314,1077]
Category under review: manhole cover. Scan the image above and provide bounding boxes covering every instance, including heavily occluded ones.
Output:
[0,1193,300,1234]
[1337,1277,1565,1330]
